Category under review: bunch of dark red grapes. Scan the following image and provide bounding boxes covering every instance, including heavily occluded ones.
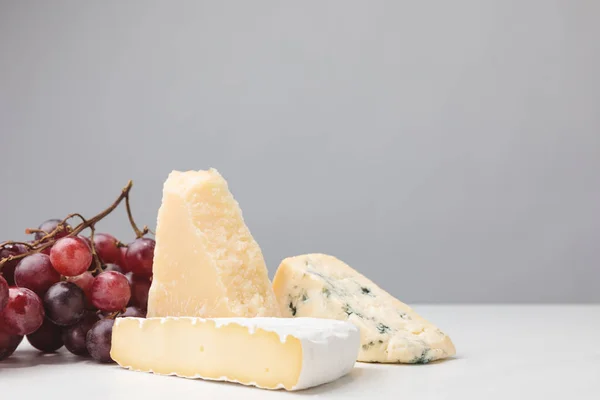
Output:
[0,219,155,363]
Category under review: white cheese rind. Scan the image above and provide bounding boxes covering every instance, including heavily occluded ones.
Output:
[212,317,359,390]
[111,317,359,391]
[272,254,456,363]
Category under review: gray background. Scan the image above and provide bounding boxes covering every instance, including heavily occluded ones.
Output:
[1,1,598,303]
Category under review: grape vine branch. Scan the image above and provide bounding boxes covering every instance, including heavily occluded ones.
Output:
[0,180,150,272]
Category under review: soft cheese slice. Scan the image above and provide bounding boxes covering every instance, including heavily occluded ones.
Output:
[272,254,456,363]
[111,317,359,391]
[147,169,280,318]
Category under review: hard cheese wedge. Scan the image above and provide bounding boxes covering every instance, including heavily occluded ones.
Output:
[147,169,280,318]
[111,317,359,390]
[272,254,456,363]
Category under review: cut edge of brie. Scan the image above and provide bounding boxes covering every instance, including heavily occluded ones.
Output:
[111,316,360,391]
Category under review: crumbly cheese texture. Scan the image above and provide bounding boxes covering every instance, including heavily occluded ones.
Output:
[272,254,456,363]
[111,317,359,391]
[147,169,280,318]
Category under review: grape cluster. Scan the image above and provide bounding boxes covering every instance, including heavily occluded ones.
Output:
[0,220,155,363]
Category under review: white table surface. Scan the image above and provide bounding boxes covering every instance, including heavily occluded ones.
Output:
[1,305,598,399]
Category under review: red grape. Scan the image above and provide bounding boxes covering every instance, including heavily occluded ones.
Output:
[35,219,71,241]
[78,236,94,270]
[79,235,92,248]
[0,275,8,312]
[0,287,44,335]
[0,243,29,285]
[43,282,85,326]
[62,311,99,356]
[14,254,61,296]
[0,326,23,361]
[129,275,151,310]
[26,318,63,352]
[90,271,130,312]
[67,272,94,299]
[104,263,123,274]
[86,318,114,363]
[50,236,92,276]
[119,306,146,318]
[125,238,155,276]
[93,233,121,265]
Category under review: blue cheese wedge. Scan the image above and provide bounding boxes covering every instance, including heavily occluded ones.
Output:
[272,254,456,363]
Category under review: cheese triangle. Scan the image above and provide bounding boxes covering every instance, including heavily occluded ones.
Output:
[148,169,280,318]
[272,254,456,363]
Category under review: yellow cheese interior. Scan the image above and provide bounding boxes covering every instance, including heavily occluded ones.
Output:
[111,318,302,390]
[148,169,280,318]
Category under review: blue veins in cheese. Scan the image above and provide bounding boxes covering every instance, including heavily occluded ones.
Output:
[272,254,456,363]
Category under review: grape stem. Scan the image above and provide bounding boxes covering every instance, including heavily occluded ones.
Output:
[0,180,148,271]
[105,311,121,319]
[125,192,150,239]
[77,214,103,273]
[0,240,35,249]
